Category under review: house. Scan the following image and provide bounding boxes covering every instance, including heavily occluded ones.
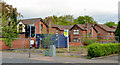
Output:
[17,18,48,35]
[69,23,98,46]
[44,17,73,34]
[94,24,116,39]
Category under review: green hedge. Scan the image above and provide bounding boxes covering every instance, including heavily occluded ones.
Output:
[87,43,120,58]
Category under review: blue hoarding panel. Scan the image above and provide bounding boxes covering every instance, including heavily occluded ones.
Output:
[36,34,67,48]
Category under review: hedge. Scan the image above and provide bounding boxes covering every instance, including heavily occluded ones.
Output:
[87,43,120,58]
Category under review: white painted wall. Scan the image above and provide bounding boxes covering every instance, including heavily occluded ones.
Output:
[17,22,25,32]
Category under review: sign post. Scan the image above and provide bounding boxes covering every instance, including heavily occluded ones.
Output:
[64,29,69,52]
[29,25,31,58]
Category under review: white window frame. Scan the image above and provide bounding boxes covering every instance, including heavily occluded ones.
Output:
[56,30,58,35]
[73,38,79,42]
[73,29,79,35]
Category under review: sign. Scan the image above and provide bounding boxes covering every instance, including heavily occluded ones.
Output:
[64,29,68,37]
[30,40,34,45]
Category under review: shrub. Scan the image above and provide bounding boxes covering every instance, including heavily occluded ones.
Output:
[87,43,120,58]
[83,38,97,45]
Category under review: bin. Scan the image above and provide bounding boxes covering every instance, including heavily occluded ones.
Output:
[49,45,56,57]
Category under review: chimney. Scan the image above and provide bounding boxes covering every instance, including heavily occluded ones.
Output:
[90,23,94,26]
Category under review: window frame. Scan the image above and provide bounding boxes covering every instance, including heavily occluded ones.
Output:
[56,30,58,35]
[73,29,79,35]
[73,38,79,42]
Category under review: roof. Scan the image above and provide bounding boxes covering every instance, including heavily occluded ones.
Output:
[95,24,116,32]
[52,25,73,30]
[70,24,87,31]
[19,18,48,27]
[20,18,42,25]
[110,25,117,29]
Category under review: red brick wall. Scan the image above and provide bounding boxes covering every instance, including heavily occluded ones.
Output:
[70,26,84,43]
[0,35,30,50]
[0,40,10,50]
[35,21,48,34]
[94,25,115,39]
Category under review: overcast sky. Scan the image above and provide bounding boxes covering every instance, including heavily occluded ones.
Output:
[4,0,120,24]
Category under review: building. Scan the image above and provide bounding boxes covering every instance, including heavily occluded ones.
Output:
[17,18,48,35]
[94,24,116,39]
[69,23,98,46]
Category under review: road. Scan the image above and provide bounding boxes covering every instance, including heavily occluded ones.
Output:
[1,51,119,63]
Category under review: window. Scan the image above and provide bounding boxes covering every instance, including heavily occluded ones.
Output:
[73,38,79,42]
[89,29,92,36]
[19,24,22,32]
[56,30,58,34]
[108,32,111,35]
[73,29,79,35]
[41,24,43,29]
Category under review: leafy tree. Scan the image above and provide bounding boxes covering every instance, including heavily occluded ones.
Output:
[104,21,117,27]
[50,15,75,26]
[42,22,56,49]
[76,16,97,24]
[1,2,22,47]
[115,21,120,42]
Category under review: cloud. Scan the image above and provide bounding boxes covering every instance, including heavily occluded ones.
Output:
[4,0,119,24]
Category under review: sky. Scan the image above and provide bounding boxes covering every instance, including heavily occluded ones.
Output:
[3,0,120,24]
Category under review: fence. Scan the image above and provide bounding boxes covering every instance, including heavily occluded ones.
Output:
[0,38,30,50]
[36,34,67,48]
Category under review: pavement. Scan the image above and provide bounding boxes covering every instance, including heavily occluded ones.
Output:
[1,51,119,63]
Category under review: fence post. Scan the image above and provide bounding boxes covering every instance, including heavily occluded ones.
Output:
[80,36,82,56]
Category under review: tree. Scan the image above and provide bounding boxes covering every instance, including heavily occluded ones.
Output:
[50,15,75,26]
[76,16,97,24]
[104,21,116,27]
[115,21,120,42]
[1,2,22,47]
[42,22,56,49]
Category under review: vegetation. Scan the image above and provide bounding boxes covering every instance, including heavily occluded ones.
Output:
[115,21,120,42]
[0,2,22,47]
[104,21,117,27]
[82,38,97,45]
[87,43,120,58]
[47,15,97,26]
[75,16,97,24]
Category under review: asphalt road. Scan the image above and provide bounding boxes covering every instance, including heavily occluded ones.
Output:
[2,58,53,63]
[1,51,119,63]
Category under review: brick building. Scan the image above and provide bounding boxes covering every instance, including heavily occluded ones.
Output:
[69,23,98,46]
[94,24,116,39]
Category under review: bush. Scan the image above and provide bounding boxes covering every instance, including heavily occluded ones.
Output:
[87,43,120,58]
[83,38,97,45]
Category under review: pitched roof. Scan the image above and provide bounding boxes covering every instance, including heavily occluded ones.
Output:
[20,18,42,25]
[110,25,117,29]
[95,24,116,32]
[19,18,48,27]
[52,25,73,30]
[70,24,87,30]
